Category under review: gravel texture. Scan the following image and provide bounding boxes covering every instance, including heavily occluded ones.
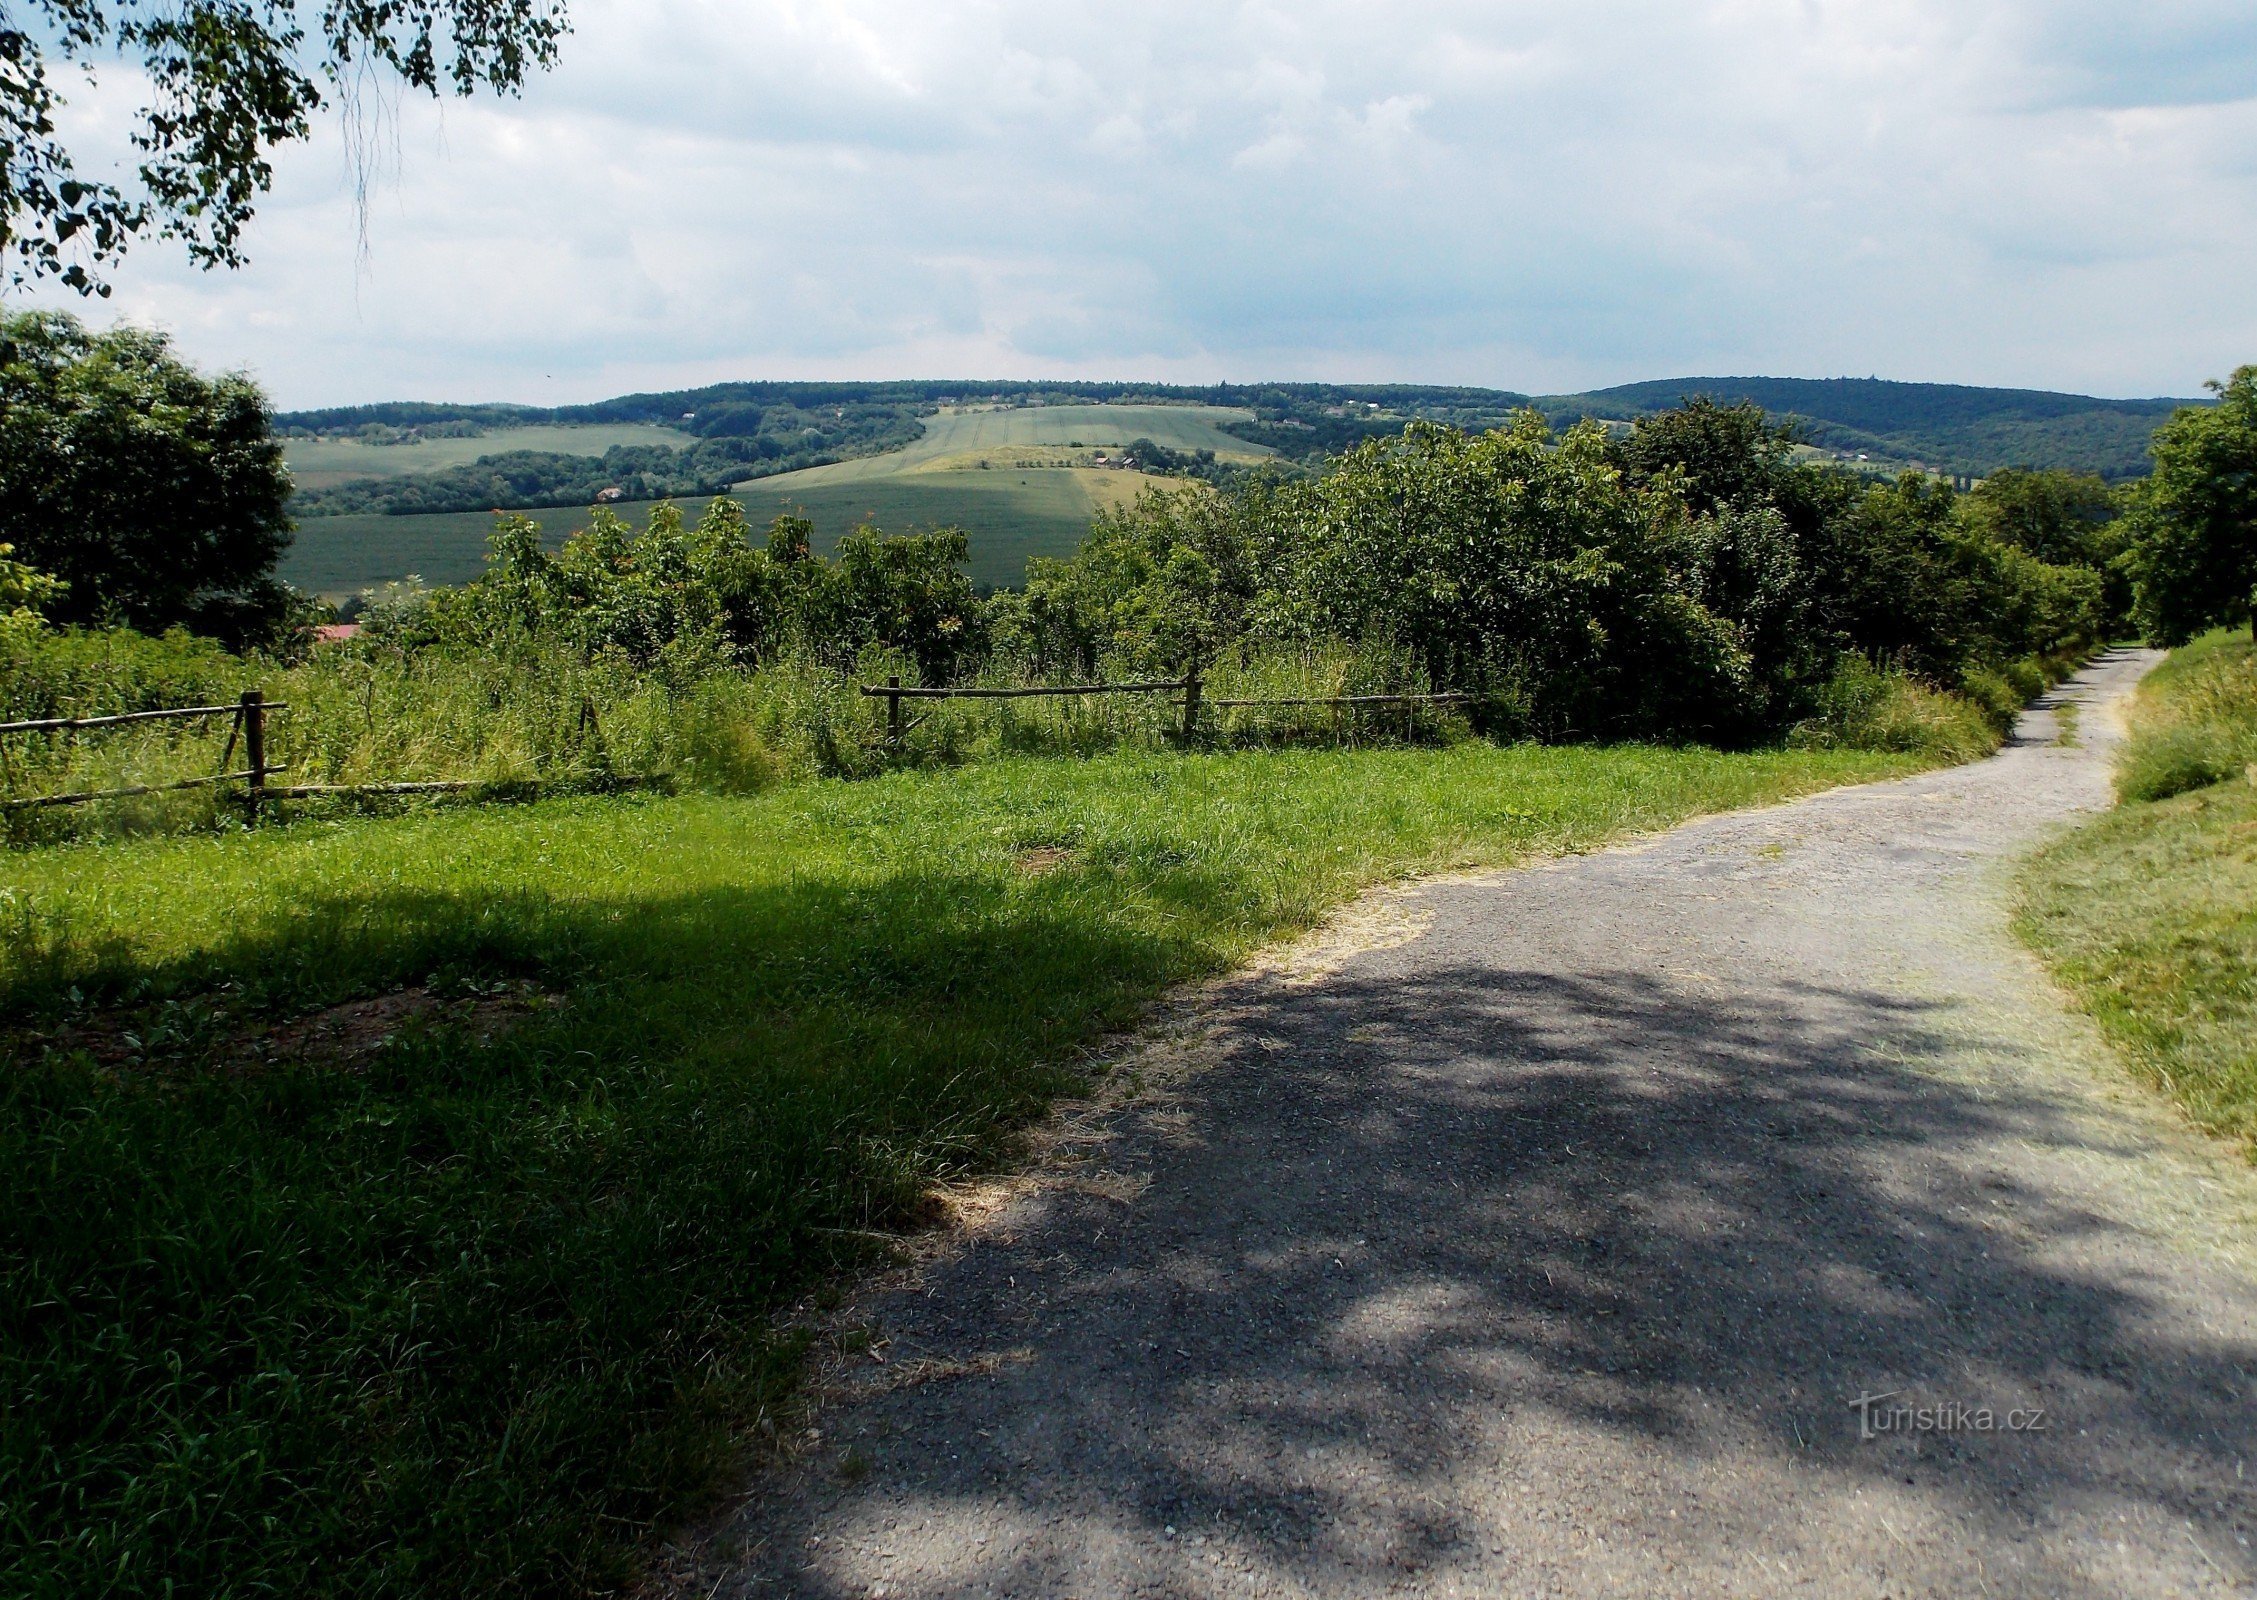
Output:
[692,647,2257,1599]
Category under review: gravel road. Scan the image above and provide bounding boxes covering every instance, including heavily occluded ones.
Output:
[697,647,2257,1599]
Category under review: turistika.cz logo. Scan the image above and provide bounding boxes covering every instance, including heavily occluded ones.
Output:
[1850,1391,2050,1441]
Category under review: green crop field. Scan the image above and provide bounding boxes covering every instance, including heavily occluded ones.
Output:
[283,473,1161,597]
[282,499,727,596]
[284,424,692,490]
[282,403,1260,598]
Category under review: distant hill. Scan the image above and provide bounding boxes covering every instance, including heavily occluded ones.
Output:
[273,374,2215,598]
[1535,376,2207,482]
[279,374,2210,487]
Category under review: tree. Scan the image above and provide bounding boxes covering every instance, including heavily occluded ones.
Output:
[1960,468,2129,629]
[3,0,568,294]
[2125,367,2257,645]
[0,308,295,645]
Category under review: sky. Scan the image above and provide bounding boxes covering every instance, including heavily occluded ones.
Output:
[17,0,2257,409]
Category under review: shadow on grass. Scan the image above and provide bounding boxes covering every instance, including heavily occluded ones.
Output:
[733,958,2257,1596]
[1,865,1242,1599]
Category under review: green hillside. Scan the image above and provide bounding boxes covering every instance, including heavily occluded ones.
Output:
[282,403,1259,598]
[1537,376,2202,481]
[278,375,2219,600]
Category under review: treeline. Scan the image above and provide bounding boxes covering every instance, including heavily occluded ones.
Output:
[292,402,923,517]
[325,401,2115,755]
[992,404,2114,744]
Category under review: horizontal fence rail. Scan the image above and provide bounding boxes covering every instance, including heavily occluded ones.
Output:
[857,679,1190,701]
[0,690,286,817]
[859,671,1485,745]
[0,701,288,736]
[0,768,286,812]
[1202,691,1480,708]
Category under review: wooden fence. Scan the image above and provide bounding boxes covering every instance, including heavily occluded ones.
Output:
[861,668,1480,743]
[0,690,286,816]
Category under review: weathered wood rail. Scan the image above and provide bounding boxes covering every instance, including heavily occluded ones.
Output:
[0,691,287,816]
[860,671,1483,744]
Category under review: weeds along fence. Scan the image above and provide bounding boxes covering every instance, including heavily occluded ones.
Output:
[0,642,1485,843]
[0,692,286,819]
[864,666,1479,747]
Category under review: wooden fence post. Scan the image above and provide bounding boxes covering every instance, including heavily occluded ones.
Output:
[887,676,904,744]
[241,689,266,822]
[1180,662,1202,743]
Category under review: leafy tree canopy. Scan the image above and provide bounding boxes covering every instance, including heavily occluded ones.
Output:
[2,0,567,293]
[2126,367,2257,645]
[0,308,295,645]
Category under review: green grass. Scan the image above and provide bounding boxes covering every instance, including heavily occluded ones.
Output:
[284,425,692,490]
[1,739,1924,1597]
[2111,628,2257,801]
[2018,629,2257,1157]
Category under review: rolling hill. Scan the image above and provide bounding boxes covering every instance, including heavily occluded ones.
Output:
[280,403,1261,596]
[277,375,2214,600]
[1534,376,2200,481]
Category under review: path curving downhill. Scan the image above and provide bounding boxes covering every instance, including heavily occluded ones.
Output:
[696,648,2257,1599]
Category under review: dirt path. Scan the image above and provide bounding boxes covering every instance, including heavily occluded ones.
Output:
[699,648,2257,1599]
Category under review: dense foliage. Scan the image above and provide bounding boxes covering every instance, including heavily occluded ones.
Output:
[999,402,2105,746]
[2123,366,2257,646]
[0,310,296,646]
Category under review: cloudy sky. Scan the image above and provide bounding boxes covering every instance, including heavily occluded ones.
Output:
[22,0,2257,408]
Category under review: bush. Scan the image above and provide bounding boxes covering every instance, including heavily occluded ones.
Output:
[1791,656,2001,765]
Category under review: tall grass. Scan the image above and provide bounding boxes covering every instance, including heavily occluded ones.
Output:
[2017,628,2257,1157]
[2112,629,2257,801]
[0,739,1931,1598]
[2,632,1489,844]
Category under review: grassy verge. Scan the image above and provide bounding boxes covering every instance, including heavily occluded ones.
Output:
[2018,629,2257,1157]
[2,739,1926,1597]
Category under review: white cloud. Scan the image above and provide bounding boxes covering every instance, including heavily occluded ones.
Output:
[15,0,2255,405]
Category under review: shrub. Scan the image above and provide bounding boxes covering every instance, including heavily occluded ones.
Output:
[1791,655,2000,765]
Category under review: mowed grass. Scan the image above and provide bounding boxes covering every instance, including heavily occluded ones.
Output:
[2019,630,2257,1156]
[283,425,693,490]
[1,739,1924,1598]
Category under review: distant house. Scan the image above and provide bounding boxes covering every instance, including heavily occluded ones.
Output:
[313,623,361,646]
[595,486,625,503]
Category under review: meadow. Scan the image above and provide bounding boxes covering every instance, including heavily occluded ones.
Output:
[0,737,1930,1599]
[2019,629,2257,1155]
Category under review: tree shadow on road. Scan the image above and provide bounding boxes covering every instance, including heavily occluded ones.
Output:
[737,955,2257,1595]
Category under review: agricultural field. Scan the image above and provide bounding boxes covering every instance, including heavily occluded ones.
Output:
[283,497,734,596]
[283,424,691,489]
[281,403,1260,598]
